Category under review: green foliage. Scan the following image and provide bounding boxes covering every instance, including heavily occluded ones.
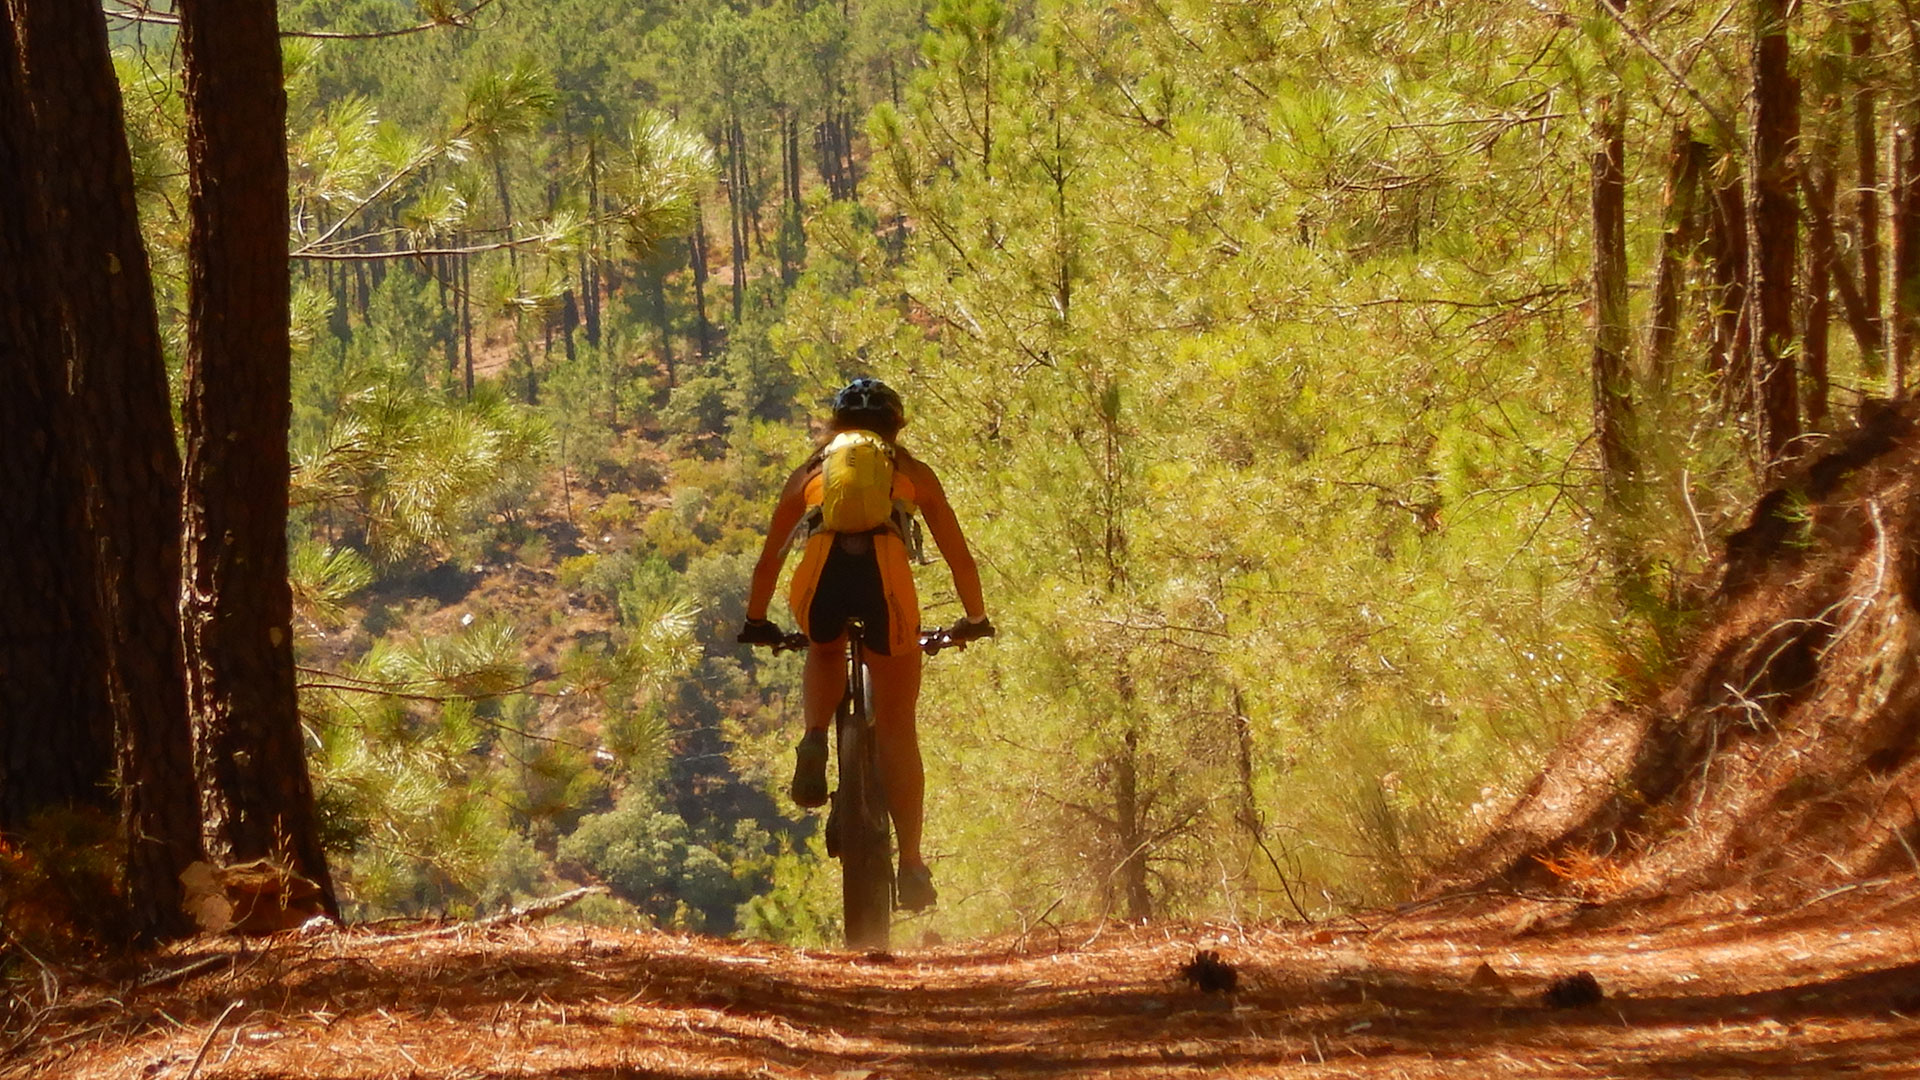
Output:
[609,112,717,257]
[734,832,840,945]
[462,56,559,151]
[290,542,375,629]
[556,798,751,931]
[293,370,551,564]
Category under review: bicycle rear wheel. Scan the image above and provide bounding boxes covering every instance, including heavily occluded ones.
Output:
[836,657,893,950]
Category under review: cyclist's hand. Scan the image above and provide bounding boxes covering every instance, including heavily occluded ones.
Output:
[946,614,995,644]
[737,617,786,647]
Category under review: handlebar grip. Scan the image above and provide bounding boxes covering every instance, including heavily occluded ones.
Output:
[918,628,963,655]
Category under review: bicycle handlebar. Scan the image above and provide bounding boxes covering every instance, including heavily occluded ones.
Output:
[762,632,811,654]
[747,627,977,656]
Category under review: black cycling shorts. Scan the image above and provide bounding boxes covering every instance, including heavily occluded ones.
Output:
[806,534,895,655]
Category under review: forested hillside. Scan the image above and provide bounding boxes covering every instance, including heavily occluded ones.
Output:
[5,0,1910,954]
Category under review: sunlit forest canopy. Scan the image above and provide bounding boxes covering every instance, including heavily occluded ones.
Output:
[34,0,1892,943]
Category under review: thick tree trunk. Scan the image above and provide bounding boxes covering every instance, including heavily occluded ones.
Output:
[2,0,203,942]
[1648,129,1707,390]
[0,9,114,834]
[1590,89,1636,512]
[1749,0,1800,471]
[177,0,337,918]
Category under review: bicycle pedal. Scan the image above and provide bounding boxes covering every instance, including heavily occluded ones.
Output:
[824,791,842,858]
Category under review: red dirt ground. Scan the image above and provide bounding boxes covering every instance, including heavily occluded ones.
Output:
[13,884,1920,1079]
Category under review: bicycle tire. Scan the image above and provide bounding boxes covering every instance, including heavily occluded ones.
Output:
[837,648,893,950]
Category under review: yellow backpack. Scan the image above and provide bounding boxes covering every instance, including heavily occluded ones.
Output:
[817,430,896,532]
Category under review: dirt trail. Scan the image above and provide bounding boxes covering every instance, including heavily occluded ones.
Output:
[17,885,1920,1079]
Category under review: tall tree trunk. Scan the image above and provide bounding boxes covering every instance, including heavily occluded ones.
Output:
[560,288,579,363]
[493,155,517,272]
[790,115,804,206]
[0,8,115,836]
[691,211,713,360]
[1706,151,1752,406]
[726,108,747,324]
[1853,15,1884,371]
[1893,122,1920,396]
[1590,83,1636,513]
[583,134,603,348]
[778,112,800,286]
[1749,0,1800,472]
[816,117,842,199]
[461,243,476,396]
[3,0,203,942]
[1230,687,1259,847]
[981,68,993,181]
[437,255,458,385]
[1113,723,1151,922]
[177,0,338,918]
[576,247,599,348]
[745,123,767,263]
[1805,133,1838,430]
[652,263,675,387]
[1648,128,1707,390]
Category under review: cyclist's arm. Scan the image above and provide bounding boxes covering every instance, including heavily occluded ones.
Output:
[909,462,987,620]
[745,465,811,622]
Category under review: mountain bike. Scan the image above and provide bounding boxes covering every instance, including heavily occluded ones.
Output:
[761,620,974,950]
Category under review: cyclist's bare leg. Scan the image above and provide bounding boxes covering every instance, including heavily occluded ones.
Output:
[866,645,926,869]
[802,636,847,735]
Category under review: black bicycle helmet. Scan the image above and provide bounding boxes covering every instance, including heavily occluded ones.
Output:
[831,377,904,421]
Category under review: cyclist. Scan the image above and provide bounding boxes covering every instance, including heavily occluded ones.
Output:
[738,377,992,911]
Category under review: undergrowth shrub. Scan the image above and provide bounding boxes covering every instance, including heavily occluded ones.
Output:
[0,808,124,951]
[557,799,745,931]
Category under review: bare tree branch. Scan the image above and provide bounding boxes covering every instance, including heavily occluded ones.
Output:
[103,0,500,40]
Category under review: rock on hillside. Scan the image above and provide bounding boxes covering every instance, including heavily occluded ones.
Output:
[1430,400,1920,917]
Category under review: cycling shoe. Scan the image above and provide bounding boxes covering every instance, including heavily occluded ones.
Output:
[896,863,937,911]
[790,730,828,808]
